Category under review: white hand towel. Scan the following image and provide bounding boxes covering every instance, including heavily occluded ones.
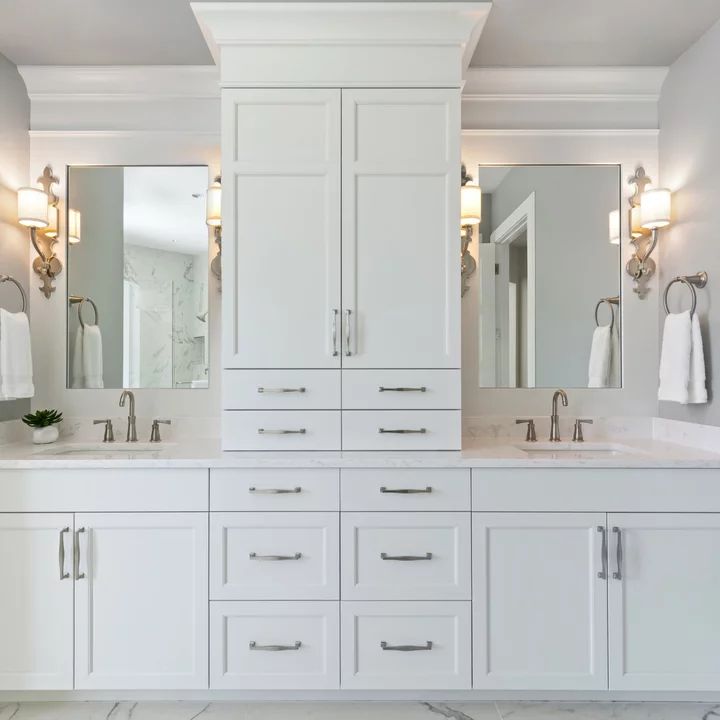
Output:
[71,326,85,388]
[82,324,104,389]
[588,325,612,388]
[658,311,693,404]
[688,313,707,404]
[0,309,34,400]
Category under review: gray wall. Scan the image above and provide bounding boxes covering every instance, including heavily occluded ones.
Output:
[658,18,720,425]
[0,53,30,421]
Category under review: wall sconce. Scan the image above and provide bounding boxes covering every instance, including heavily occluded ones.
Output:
[624,166,671,298]
[461,164,481,297]
[608,209,621,245]
[206,175,222,282]
[17,166,62,299]
[68,209,82,245]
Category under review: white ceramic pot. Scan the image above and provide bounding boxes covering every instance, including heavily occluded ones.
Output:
[32,426,59,445]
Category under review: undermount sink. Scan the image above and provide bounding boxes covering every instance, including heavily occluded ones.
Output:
[513,442,646,459]
[35,443,174,457]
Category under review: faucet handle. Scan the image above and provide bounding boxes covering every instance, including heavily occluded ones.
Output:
[572,419,594,443]
[516,418,537,442]
[93,419,115,443]
[149,419,171,443]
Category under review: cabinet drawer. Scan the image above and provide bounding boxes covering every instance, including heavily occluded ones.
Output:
[210,512,339,600]
[342,370,460,409]
[341,601,471,689]
[211,469,339,511]
[223,370,340,410]
[342,410,461,450]
[341,469,470,511]
[341,512,470,600]
[210,601,339,689]
[222,411,340,450]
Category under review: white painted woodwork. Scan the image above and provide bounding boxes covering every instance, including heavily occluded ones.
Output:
[0,469,208,512]
[341,89,461,370]
[341,370,461,410]
[0,514,74,690]
[472,513,608,690]
[210,601,339,689]
[341,469,471,512]
[341,601,471,689]
[608,513,720,691]
[74,513,209,689]
[342,410,462,451]
[222,411,341,451]
[341,512,470,601]
[211,469,339,512]
[222,88,341,370]
[223,370,341,410]
[210,512,339,601]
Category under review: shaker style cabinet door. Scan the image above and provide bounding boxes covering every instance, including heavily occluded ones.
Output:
[341,89,461,368]
[74,513,209,689]
[608,513,720,691]
[0,514,74,690]
[222,89,341,369]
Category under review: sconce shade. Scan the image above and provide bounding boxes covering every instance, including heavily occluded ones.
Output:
[17,187,49,228]
[461,183,482,226]
[608,209,620,245]
[45,205,59,239]
[68,208,81,245]
[206,178,222,227]
[641,187,671,230]
[630,205,646,238]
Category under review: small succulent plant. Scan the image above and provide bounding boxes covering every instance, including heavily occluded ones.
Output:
[22,409,63,428]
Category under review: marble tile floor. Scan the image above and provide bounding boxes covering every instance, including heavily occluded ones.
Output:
[0,703,716,720]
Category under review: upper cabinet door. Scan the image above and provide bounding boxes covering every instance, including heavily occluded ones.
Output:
[223,89,341,368]
[341,89,460,369]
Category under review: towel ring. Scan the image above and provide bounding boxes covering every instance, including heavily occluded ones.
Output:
[0,275,27,313]
[594,297,618,333]
[663,272,708,317]
[69,295,99,328]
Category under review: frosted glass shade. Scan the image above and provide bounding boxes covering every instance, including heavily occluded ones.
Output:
[45,205,59,239]
[17,187,49,228]
[608,209,620,245]
[206,178,222,227]
[641,187,671,230]
[461,183,481,226]
[68,209,81,245]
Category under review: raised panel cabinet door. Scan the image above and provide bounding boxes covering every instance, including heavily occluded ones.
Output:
[341,89,460,368]
[473,513,608,690]
[222,88,341,369]
[0,514,73,690]
[74,513,208,689]
[608,513,720,691]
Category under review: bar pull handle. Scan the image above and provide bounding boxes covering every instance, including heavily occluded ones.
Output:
[257,387,306,394]
[74,527,86,580]
[380,486,432,494]
[250,641,301,651]
[381,641,433,652]
[258,428,306,435]
[331,309,339,357]
[380,552,432,561]
[59,527,70,580]
[344,309,352,357]
[249,552,302,561]
[597,525,607,580]
[612,526,623,580]
[378,386,427,393]
[379,428,427,434]
[249,486,302,495]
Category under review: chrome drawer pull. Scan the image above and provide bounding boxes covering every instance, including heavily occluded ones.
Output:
[344,309,352,356]
[381,641,433,652]
[612,526,623,580]
[597,525,607,580]
[381,552,432,561]
[258,428,306,435]
[379,386,427,393]
[379,428,427,434]
[59,527,70,580]
[257,387,306,394]
[249,486,302,494]
[250,641,302,651]
[380,486,432,494]
[249,552,302,561]
[74,527,86,580]
[331,309,339,357]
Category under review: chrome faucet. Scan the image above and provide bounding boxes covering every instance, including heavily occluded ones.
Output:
[549,389,568,442]
[119,390,137,442]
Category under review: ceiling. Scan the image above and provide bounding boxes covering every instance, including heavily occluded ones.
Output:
[0,0,719,67]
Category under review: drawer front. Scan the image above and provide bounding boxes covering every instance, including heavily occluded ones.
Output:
[223,370,340,410]
[223,411,341,450]
[210,601,339,689]
[342,410,461,451]
[341,512,470,600]
[341,469,470,511]
[342,370,460,409]
[210,512,339,600]
[341,601,471,689]
[211,469,339,511]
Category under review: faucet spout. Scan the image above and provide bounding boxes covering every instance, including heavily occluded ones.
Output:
[119,390,137,442]
[550,389,569,442]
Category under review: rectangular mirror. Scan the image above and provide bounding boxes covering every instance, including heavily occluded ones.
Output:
[467,164,621,389]
[66,166,211,389]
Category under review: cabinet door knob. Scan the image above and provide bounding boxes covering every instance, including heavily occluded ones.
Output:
[380,641,433,652]
[597,525,607,580]
[379,428,427,434]
[258,428,306,435]
[74,527,87,580]
[249,641,302,651]
[58,527,70,580]
[612,526,623,580]
[331,309,339,357]
[344,309,352,356]
[249,486,302,494]
[249,552,302,561]
[380,552,432,561]
[378,386,427,393]
[380,486,432,494]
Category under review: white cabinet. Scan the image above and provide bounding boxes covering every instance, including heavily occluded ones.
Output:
[608,513,720,691]
[472,513,608,690]
[74,513,208,689]
[0,514,74,690]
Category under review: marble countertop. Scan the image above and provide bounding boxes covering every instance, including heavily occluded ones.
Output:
[0,436,719,469]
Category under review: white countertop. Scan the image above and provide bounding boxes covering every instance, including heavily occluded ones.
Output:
[0,437,719,469]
